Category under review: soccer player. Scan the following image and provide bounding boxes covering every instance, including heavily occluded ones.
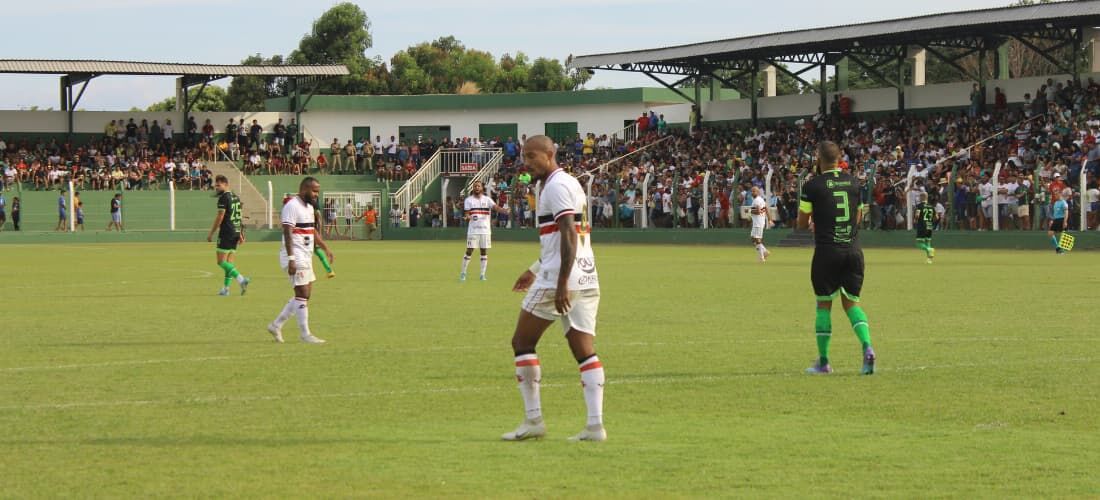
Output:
[460,180,508,281]
[1048,188,1070,254]
[268,177,333,344]
[207,175,250,296]
[284,194,335,278]
[914,192,936,263]
[749,186,771,262]
[502,136,605,442]
[797,141,875,375]
[56,189,68,232]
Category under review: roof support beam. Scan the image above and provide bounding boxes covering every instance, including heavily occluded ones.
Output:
[844,52,899,88]
[764,60,814,89]
[1011,35,1075,74]
[703,70,750,97]
[642,71,696,104]
[920,45,979,81]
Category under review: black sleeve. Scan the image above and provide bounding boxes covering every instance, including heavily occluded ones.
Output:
[216,193,228,211]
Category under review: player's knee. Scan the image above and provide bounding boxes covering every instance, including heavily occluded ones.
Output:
[511,335,536,354]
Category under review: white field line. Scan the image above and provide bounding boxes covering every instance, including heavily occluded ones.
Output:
[0,357,1093,412]
[6,269,214,290]
[2,337,1095,373]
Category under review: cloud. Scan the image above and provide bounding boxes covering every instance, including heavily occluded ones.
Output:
[6,0,222,16]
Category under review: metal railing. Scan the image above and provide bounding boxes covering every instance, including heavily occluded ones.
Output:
[455,148,504,195]
[391,147,444,227]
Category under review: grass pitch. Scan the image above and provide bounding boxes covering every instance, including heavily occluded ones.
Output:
[1,241,1097,498]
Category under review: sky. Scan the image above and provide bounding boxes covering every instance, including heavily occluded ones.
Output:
[0,0,1016,110]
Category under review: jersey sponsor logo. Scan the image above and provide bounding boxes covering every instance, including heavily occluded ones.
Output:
[576,256,596,274]
[578,274,599,286]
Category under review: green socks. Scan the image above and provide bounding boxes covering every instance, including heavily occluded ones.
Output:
[815,308,831,365]
[218,261,240,287]
[314,247,333,273]
[846,306,872,350]
[916,239,933,258]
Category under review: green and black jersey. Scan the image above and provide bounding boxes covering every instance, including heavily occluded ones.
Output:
[217,191,243,237]
[915,202,935,231]
[799,169,863,248]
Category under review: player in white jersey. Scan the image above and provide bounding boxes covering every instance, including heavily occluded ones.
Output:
[749,186,772,262]
[502,136,606,443]
[459,180,508,282]
[267,177,334,344]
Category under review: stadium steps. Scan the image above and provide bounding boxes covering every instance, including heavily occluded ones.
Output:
[776,229,815,247]
[208,161,270,229]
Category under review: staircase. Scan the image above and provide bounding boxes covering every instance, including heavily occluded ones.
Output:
[464,149,505,195]
[391,148,444,225]
[208,161,270,229]
[777,229,815,247]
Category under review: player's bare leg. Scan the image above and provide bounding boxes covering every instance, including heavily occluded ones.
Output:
[753,237,770,263]
[459,247,474,281]
[479,248,489,281]
[502,310,552,441]
[566,328,606,442]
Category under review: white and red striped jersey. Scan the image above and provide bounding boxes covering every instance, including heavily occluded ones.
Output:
[464,194,496,236]
[534,169,599,291]
[280,196,316,259]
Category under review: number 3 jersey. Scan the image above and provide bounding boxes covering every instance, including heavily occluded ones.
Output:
[799,169,863,248]
[464,194,496,236]
[534,169,598,291]
[280,196,316,259]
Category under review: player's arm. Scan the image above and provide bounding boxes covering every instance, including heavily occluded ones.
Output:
[282,223,297,275]
[513,260,538,292]
[313,222,335,264]
[555,210,578,314]
[208,208,225,242]
[797,188,813,230]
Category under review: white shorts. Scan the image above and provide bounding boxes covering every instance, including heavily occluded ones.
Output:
[466,234,491,249]
[521,288,600,336]
[1017,205,1030,217]
[750,225,765,239]
[280,258,315,287]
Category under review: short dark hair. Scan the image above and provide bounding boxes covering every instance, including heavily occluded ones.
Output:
[214,175,229,184]
[300,176,319,189]
[817,141,841,166]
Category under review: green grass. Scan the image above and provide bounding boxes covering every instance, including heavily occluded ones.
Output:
[1,241,1097,498]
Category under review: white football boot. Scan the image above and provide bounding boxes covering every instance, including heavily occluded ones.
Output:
[568,425,607,442]
[501,419,546,441]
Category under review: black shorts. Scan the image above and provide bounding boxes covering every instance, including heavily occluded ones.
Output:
[811,246,865,301]
[916,227,933,239]
[217,232,240,252]
[1051,219,1064,232]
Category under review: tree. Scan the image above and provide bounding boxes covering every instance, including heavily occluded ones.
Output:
[224,54,286,111]
[288,2,375,94]
[146,85,228,112]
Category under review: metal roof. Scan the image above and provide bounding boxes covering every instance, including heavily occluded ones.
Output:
[0,60,349,77]
[570,1,1100,70]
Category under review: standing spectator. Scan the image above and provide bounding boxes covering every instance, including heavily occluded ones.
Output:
[163,119,174,146]
[387,136,398,164]
[273,118,286,146]
[248,120,263,150]
[389,203,403,228]
[125,118,138,144]
[75,201,85,231]
[357,204,379,240]
[150,120,162,148]
[344,140,357,174]
[237,118,248,147]
[330,139,343,172]
[636,112,649,135]
[409,203,420,227]
[363,139,375,176]
[969,84,982,117]
[994,87,1007,112]
[107,193,123,231]
[374,135,384,167]
[186,116,198,145]
[202,119,215,142]
[10,196,19,231]
[286,118,299,145]
[56,189,68,231]
[225,119,238,148]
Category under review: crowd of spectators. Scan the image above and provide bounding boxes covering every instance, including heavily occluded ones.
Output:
[435,77,1100,233]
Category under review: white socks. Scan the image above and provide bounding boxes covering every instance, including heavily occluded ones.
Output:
[461,255,471,274]
[479,256,488,276]
[514,354,542,420]
[236,274,247,284]
[756,243,768,258]
[295,298,311,337]
[273,297,297,328]
[579,355,605,427]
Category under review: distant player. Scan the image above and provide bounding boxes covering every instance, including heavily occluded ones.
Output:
[75,201,85,231]
[797,141,875,375]
[207,175,250,296]
[268,177,333,344]
[460,180,508,281]
[283,194,335,278]
[503,136,605,442]
[56,189,68,232]
[1048,188,1070,254]
[749,186,771,262]
[914,192,936,263]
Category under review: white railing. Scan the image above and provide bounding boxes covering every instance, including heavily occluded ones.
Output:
[456,148,505,195]
[1080,158,1088,232]
[608,121,640,144]
[991,161,1003,231]
[641,172,653,228]
[392,147,445,227]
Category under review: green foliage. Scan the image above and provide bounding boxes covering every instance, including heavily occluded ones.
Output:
[224,54,286,112]
[146,85,227,112]
[288,2,375,95]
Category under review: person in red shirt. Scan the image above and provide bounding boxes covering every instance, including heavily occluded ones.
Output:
[315,153,328,174]
[636,113,649,134]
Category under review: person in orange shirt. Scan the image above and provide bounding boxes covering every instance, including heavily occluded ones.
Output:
[357,204,379,240]
[316,153,328,174]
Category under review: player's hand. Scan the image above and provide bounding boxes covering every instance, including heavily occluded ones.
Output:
[238,234,246,245]
[287,260,297,276]
[512,270,535,292]
[554,284,572,314]
[206,233,213,242]
[325,249,335,264]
